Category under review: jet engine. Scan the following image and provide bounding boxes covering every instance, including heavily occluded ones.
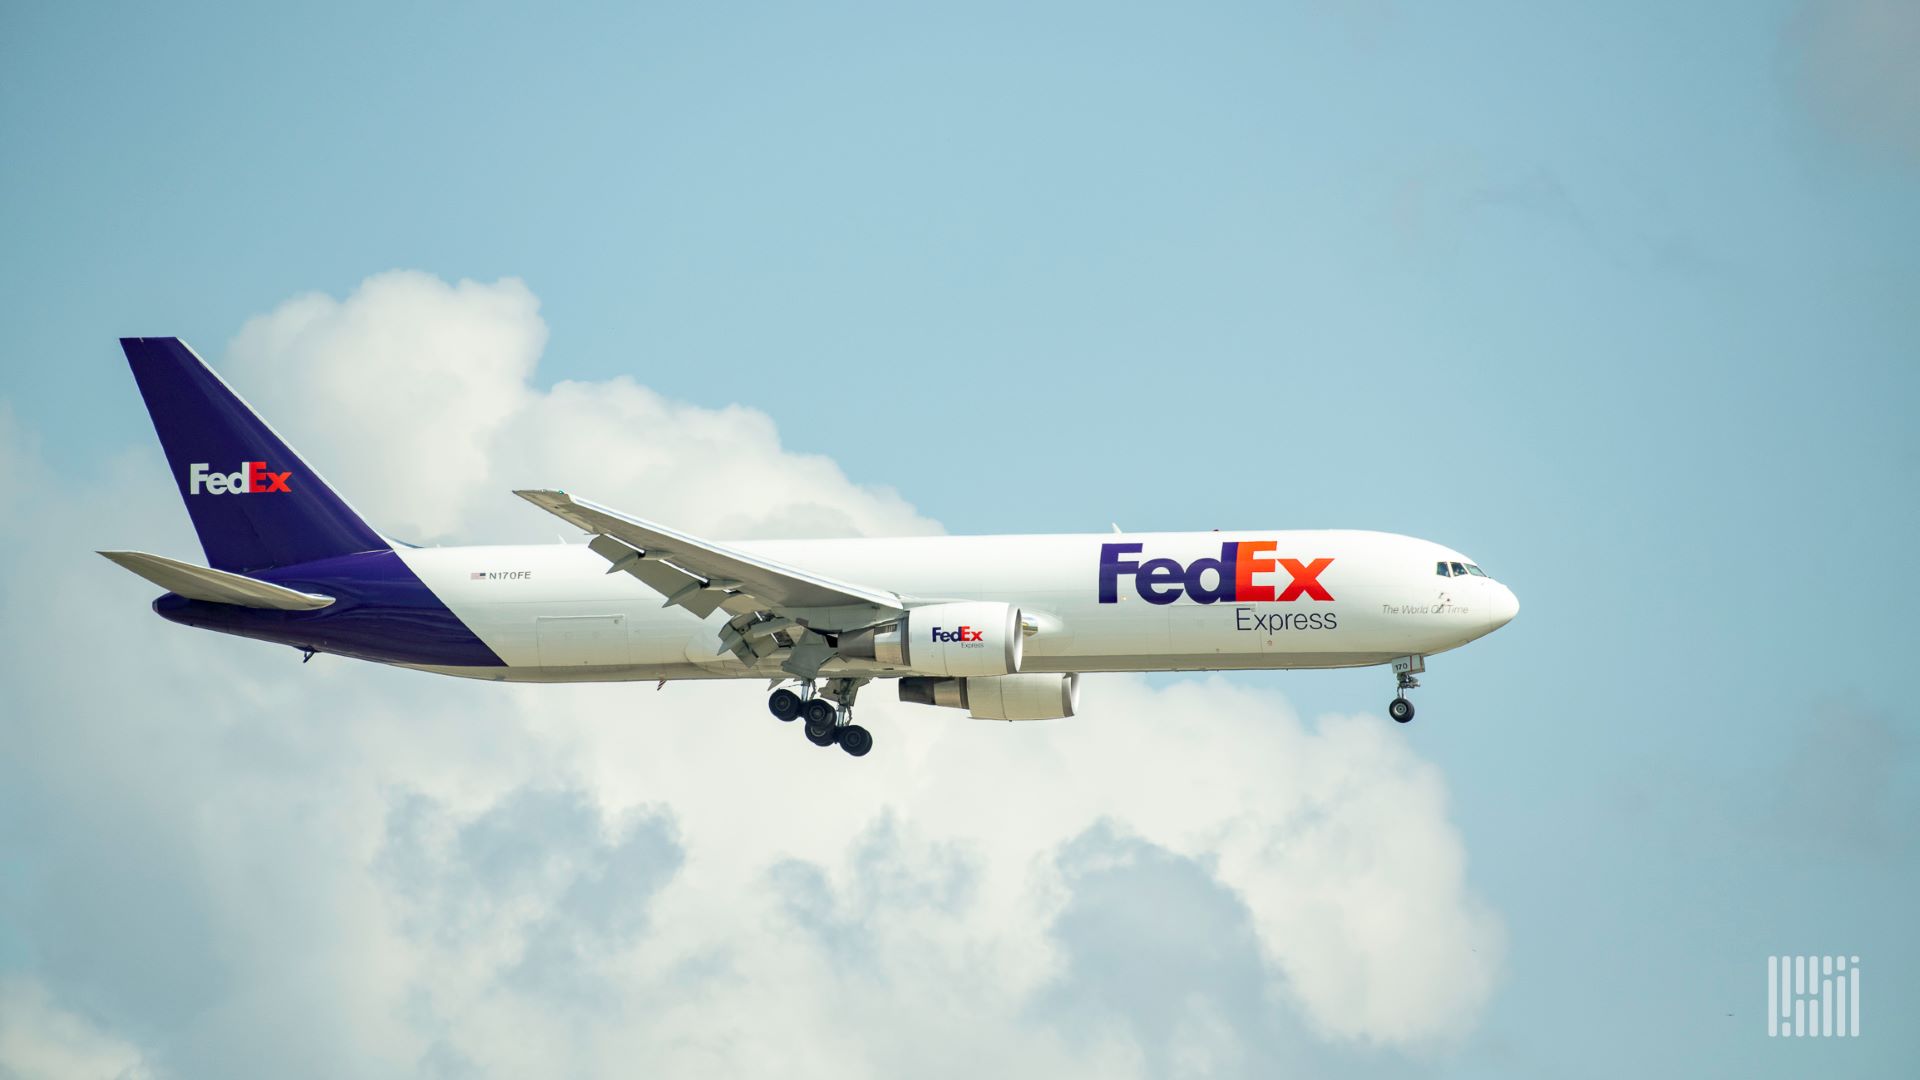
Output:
[839,600,1022,677]
[898,672,1080,721]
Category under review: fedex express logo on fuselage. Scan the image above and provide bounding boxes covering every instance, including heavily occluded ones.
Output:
[1099,542,1333,605]
[187,461,292,495]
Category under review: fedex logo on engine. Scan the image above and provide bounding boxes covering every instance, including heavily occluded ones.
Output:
[930,625,985,644]
[187,461,292,495]
[1099,542,1333,605]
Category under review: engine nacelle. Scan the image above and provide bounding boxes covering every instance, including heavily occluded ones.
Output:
[898,673,1080,721]
[840,600,1022,677]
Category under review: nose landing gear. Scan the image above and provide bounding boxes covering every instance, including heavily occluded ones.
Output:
[770,678,874,757]
[1388,655,1423,724]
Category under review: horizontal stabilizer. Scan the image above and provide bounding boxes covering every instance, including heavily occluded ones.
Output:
[98,550,336,610]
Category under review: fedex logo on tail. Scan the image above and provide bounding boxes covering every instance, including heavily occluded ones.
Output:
[187,461,292,495]
[1099,542,1333,605]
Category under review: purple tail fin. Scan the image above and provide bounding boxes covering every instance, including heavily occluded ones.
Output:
[121,337,389,572]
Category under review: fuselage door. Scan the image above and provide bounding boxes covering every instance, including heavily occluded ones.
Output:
[535,614,628,667]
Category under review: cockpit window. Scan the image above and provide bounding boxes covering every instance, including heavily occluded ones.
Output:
[1449,562,1467,577]
[1465,564,1486,577]
[1436,561,1451,577]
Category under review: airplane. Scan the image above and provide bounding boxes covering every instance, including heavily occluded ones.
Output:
[101,337,1518,758]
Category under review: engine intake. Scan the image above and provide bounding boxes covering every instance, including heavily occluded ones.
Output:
[840,600,1022,677]
[898,673,1080,721]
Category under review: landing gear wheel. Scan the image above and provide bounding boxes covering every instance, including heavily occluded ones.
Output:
[802,698,837,728]
[837,724,873,757]
[805,723,840,747]
[1389,697,1415,724]
[768,688,803,722]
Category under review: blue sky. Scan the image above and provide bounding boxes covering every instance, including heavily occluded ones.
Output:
[2,2,1916,1076]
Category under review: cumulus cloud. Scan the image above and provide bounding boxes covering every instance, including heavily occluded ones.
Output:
[1787,0,1920,162]
[0,977,155,1080]
[0,272,1502,1077]
[224,270,939,544]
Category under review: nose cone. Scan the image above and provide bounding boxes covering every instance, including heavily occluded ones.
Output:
[1488,582,1520,630]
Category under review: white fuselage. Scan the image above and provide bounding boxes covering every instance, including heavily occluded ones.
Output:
[392,529,1517,683]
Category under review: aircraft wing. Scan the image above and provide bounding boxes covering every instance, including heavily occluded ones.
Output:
[514,490,904,621]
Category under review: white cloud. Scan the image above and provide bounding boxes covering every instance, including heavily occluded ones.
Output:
[0,977,155,1080]
[223,270,940,544]
[0,272,1501,1078]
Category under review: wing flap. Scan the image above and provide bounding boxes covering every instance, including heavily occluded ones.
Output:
[98,550,336,610]
[585,534,731,619]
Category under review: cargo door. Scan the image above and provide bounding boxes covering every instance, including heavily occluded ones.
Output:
[534,614,628,667]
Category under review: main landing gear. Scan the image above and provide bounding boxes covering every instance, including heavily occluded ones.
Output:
[768,678,873,757]
[1388,655,1424,724]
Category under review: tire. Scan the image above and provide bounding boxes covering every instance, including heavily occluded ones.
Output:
[805,724,840,747]
[768,688,803,722]
[838,725,873,757]
[1389,698,1415,724]
[802,698,837,728]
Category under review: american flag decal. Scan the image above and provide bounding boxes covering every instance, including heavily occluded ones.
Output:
[471,571,486,580]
